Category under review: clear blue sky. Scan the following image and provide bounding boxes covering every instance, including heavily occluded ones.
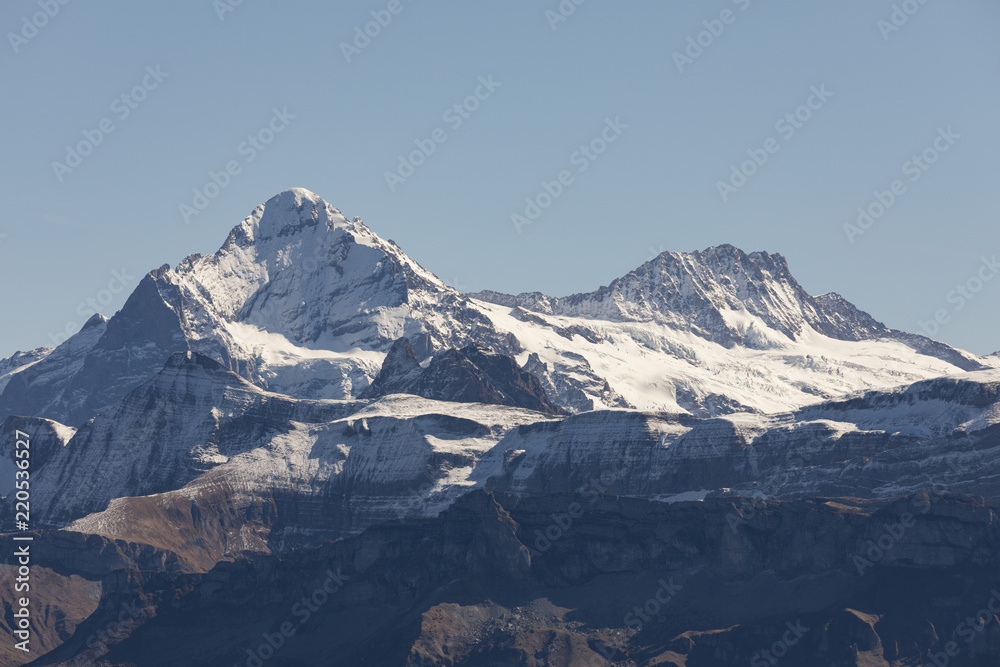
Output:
[2,0,998,356]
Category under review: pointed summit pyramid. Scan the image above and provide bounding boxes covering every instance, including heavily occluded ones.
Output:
[0,190,508,425]
[181,187,464,349]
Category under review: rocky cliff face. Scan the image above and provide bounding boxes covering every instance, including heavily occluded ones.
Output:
[16,492,1000,666]
[556,245,881,345]
[7,354,1000,551]
[4,351,560,548]
[24,350,344,527]
[362,338,564,415]
[479,369,1000,504]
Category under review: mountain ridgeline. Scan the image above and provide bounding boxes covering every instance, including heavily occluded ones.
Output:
[2,188,999,666]
[0,189,988,427]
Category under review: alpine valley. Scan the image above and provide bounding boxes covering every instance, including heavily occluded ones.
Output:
[3,189,1000,666]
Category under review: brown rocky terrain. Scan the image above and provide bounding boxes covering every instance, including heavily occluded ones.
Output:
[5,490,1000,666]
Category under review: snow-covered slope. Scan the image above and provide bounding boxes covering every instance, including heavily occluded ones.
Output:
[492,245,883,345]
[479,368,1000,502]
[468,245,987,412]
[0,415,75,498]
[0,314,108,424]
[472,247,983,364]
[0,346,52,393]
[470,298,978,415]
[20,361,1000,554]
[175,188,506,353]
[15,351,553,545]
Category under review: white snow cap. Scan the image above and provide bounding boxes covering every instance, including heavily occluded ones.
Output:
[218,188,363,253]
[280,187,324,204]
[255,188,347,236]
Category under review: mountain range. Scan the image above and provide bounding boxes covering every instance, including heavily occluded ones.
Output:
[2,188,999,666]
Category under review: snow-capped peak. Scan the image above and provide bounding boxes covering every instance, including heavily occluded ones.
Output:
[169,188,464,349]
[3,189,991,429]
[66,189,509,408]
[477,244,872,348]
[222,187,369,251]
